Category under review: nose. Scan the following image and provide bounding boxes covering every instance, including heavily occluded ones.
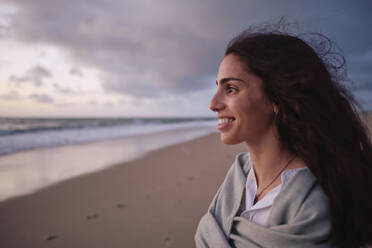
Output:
[209,91,225,112]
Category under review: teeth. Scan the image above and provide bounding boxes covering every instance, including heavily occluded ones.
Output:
[218,118,234,124]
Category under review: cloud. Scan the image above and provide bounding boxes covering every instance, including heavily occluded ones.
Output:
[350,49,372,65]
[6,0,246,98]
[349,72,372,91]
[104,101,114,107]
[5,0,372,102]
[29,93,54,103]
[0,24,9,38]
[347,49,372,90]
[0,90,21,100]
[9,65,52,86]
[69,67,83,77]
[53,83,81,95]
[86,100,114,106]
[353,89,372,110]
[55,102,76,108]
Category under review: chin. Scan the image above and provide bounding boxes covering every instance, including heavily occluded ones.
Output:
[220,133,241,145]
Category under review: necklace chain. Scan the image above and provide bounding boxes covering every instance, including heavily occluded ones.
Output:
[254,155,297,201]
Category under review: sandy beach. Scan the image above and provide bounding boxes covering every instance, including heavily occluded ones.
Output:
[0,133,245,248]
[0,113,371,248]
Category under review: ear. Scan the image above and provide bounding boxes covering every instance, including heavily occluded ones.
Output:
[273,104,279,114]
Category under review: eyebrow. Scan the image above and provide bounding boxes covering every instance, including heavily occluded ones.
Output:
[216,77,245,86]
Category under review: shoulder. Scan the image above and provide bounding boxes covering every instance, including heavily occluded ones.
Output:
[291,170,330,223]
[269,168,331,239]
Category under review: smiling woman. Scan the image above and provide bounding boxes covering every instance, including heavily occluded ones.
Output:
[211,54,275,145]
[195,24,372,248]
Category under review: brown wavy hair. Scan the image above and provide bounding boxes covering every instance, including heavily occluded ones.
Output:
[225,25,372,248]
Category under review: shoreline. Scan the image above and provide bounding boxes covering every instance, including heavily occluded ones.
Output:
[0,119,217,157]
[0,133,246,248]
[0,125,216,202]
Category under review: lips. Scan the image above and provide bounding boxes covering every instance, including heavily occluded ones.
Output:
[218,118,235,124]
[217,116,235,131]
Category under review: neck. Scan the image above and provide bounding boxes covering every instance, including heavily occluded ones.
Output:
[245,127,297,188]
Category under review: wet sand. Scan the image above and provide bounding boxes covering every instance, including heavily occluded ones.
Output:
[0,126,215,202]
[0,133,245,248]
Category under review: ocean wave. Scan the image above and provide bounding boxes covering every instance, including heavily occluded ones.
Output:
[0,118,217,156]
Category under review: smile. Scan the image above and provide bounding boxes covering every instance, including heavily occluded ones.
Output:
[218,118,235,124]
[217,117,235,131]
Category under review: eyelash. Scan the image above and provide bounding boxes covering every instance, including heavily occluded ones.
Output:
[226,85,238,94]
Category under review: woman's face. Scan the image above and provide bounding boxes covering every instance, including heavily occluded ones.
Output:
[210,54,276,145]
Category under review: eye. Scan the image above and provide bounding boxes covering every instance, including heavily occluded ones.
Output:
[226,85,238,94]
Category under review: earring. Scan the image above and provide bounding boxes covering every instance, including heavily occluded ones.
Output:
[273,105,278,114]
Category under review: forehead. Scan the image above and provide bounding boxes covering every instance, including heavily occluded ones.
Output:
[217,54,251,80]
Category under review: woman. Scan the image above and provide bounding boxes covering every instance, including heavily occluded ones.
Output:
[195,26,372,248]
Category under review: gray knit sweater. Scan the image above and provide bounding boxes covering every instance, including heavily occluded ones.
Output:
[195,152,333,248]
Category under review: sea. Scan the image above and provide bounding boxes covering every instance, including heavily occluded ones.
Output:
[0,117,217,157]
[0,117,218,201]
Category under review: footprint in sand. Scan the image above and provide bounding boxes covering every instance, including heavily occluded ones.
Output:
[46,235,57,241]
[187,176,195,181]
[86,214,98,220]
[164,236,173,247]
[116,203,127,209]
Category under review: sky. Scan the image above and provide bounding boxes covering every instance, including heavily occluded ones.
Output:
[0,0,371,118]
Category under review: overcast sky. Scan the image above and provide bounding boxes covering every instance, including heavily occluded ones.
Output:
[0,0,371,117]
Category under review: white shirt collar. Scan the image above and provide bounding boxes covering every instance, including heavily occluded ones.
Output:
[245,166,305,211]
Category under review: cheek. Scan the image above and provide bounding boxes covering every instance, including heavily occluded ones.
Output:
[236,95,260,116]
[238,96,274,127]
[255,102,275,128]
